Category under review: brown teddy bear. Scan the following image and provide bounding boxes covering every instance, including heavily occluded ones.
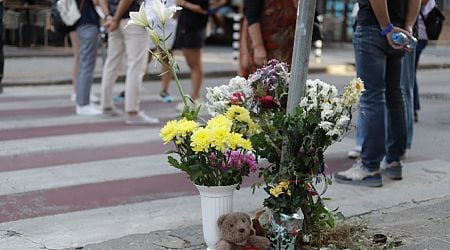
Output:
[216,212,270,250]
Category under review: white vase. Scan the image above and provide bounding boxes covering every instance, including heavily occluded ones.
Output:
[195,184,238,250]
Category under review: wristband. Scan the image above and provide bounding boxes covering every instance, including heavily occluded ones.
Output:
[380,23,393,36]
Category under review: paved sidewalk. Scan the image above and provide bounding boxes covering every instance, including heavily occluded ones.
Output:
[3,43,450,86]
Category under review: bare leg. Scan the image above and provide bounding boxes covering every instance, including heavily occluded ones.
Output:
[69,31,80,93]
[182,48,203,100]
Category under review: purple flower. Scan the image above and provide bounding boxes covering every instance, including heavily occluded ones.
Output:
[245,153,257,173]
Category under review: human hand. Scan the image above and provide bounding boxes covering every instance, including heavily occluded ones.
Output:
[105,18,119,32]
[386,26,412,52]
[253,45,267,67]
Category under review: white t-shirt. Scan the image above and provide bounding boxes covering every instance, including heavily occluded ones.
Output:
[145,0,178,49]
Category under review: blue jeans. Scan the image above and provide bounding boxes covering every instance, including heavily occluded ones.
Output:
[401,48,416,149]
[353,25,407,170]
[354,40,416,150]
[414,39,428,112]
[76,24,99,106]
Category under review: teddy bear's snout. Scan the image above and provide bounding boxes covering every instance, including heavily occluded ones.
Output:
[239,228,245,233]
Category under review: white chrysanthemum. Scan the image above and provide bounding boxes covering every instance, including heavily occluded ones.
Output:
[319,121,334,131]
[337,115,350,127]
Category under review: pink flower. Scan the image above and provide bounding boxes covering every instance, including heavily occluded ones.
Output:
[229,92,245,105]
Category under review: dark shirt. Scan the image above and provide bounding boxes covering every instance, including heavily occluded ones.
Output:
[357,0,407,27]
[177,0,209,31]
[243,0,262,26]
[109,0,142,19]
[76,0,100,27]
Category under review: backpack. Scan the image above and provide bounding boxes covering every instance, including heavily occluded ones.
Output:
[420,6,446,40]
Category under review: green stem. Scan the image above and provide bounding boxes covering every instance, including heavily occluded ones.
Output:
[159,25,187,107]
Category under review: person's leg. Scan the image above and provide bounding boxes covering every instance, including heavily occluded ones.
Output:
[413,39,427,116]
[76,24,98,107]
[182,48,203,100]
[385,52,407,163]
[398,50,415,149]
[122,19,148,113]
[100,27,125,110]
[335,26,390,187]
[69,31,80,93]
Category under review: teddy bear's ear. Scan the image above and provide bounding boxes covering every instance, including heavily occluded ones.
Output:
[217,214,228,226]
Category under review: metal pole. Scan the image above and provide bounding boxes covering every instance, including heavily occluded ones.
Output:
[280,0,316,166]
[286,0,316,116]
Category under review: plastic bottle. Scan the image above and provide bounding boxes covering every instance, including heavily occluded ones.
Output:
[391,32,417,49]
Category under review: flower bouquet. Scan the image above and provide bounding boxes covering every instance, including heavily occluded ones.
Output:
[206,60,364,238]
[160,105,260,187]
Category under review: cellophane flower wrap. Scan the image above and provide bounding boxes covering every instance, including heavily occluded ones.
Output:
[206,59,364,232]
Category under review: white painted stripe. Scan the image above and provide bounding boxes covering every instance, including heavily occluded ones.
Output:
[0,155,179,196]
[0,187,267,250]
[0,99,74,111]
[0,129,162,157]
[0,115,123,130]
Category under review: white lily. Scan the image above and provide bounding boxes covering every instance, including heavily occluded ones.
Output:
[152,0,182,26]
[128,3,150,28]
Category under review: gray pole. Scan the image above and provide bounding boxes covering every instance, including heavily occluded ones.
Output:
[286,0,317,115]
[280,0,317,166]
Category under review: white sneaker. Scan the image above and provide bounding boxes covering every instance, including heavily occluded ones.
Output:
[76,104,102,116]
[126,111,159,125]
[380,159,403,180]
[334,161,382,187]
[90,94,100,104]
[347,149,360,159]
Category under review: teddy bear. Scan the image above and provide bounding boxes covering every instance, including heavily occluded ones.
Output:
[215,212,270,250]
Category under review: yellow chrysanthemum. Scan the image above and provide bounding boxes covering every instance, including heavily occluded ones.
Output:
[270,186,284,197]
[178,119,200,137]
[209,127,230,152]
[207,115,232,130]
[236,137,253,151]
[227,132,243,150]
[160,120,179,143]
[190,127,210,153]
[225,105,250,121]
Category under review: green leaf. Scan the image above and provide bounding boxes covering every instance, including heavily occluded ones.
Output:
[167,156,181,169]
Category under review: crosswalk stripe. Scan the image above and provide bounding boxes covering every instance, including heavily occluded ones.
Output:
[0,155,178,196]
[0,129,162,157]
